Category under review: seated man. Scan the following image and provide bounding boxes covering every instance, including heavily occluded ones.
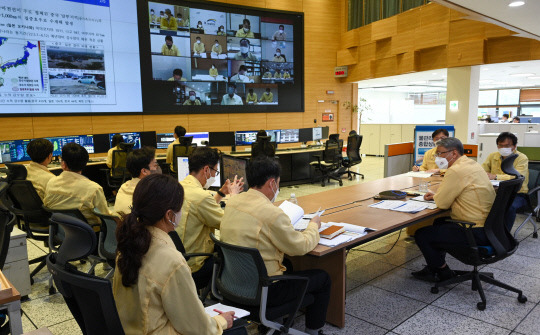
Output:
[176,147,244,288]
[44,143,111,229]
[412,138,496,282]
[412,128,449,173]
[114,147,161,216]
[166,125,186,173]
[220,157,331,335]
[481,132,529,230]
[25,138,56,200]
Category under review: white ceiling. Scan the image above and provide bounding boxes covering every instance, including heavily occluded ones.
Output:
[357,60,540,93]
[432,0,540,40]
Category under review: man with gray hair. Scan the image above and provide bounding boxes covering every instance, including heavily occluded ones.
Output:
[412,137,496,282]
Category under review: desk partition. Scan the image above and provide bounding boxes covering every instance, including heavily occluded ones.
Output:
[384,142,414,177]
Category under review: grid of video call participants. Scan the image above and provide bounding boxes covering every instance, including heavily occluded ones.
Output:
[148,2,295,106]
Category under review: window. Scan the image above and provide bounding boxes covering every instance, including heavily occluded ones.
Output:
[348,0,429,30]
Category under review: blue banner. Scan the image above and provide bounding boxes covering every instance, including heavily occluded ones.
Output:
[64,0,110,7]
[414,125,455,165]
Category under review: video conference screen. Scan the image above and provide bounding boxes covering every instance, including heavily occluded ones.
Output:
[138,0,304,114]
[0,0,142,115]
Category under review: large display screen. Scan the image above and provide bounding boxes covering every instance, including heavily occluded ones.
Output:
[138,0,304,114]
[0,0,142,115]
[46,135,95,156]
[109,132,142,149]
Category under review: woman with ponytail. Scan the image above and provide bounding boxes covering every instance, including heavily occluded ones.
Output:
[113,174,235,334]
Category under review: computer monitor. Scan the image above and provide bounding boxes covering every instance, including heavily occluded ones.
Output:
[185,132,210,146]
[0,141,13,164]
[156,133,175,149]
[177,156,221,188]
[140,131,157,148]
[221,155,249,192]
[46,135,95,156]
[109,132,142,150]
[266,130,281,143]
[321,126,330,140]
[235,131,258,146]
[8,139,31,163]
[312,127,323,141]
[209,132,235,147]
[93,134,111,153]
[280,129,300,143]
[298,128,313,143]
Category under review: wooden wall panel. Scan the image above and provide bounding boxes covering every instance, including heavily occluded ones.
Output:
[486,37,531,64]
[392,33,415,55]
[375,39,392,59]
[396,7,421,33]
[228,113,267,131]
[371,16,397,41]
[372,56,397,78]
[449,20,485,44]
[188,114,229,132]
[267,112,303,130]
[416,46,448,72]
[92,115,144,134]
[225,0,266,8]
[33,116,93,138]
[266,0,303,12]
[520,89,540,102]
[447,40,485,68]
[337,48,357,66]
[396,52,415,74]
[415,22,449,50]
[0,118,34,141]
[142,115,189,133]
[485,24,515,39]
[420,3,450,26]
[342,30,359,49]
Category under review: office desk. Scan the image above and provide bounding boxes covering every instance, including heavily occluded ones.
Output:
[228,147,325,186]
[288,174,446,328]
[0,270,23,335]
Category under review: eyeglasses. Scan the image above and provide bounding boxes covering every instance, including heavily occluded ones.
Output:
[209,166,220,177]
[435,150,453,157]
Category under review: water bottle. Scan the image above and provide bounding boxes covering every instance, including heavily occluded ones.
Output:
[288,193,298,205]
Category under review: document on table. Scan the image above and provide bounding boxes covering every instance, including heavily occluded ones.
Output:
[369,200,406,210]
[205,303,250,318]
[317,222,375,247]
[403,171,433,178]
[292,208,326,231]
[370,200,434,212]
[279,200,304,228]
[410,195,438,209]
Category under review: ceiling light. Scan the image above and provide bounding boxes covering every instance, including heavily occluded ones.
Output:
[508,1,525,7]
[510,73,535,77]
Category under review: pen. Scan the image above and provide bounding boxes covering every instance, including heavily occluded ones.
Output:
[213,309,238,319]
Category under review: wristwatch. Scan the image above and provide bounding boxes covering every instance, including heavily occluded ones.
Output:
[217,190,226,197]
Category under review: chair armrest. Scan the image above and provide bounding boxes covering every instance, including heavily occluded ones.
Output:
[184,252,214,258]
[445,219,476,228]
[9,205,42,218]
[311,154,322,164]
[528,185,540,196]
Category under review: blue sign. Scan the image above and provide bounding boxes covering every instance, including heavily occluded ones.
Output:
[414,125,455,165]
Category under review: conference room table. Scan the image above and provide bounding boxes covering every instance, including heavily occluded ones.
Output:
[286,174,447,328]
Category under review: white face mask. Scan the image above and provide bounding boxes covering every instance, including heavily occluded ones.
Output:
[244,27,249,32]
[435,156,449,170]
[196,40,201,44]
[271,179,280,203]
[498,147,513,157]
[198,24,203,27]
[276,52,281,57]
[189,95,196,101]
[215,43,219,46]
[169,210,181,228]
[204,167,216,189]
[240,46,249,54]
[211,65,215,69]
[279,29,284,33]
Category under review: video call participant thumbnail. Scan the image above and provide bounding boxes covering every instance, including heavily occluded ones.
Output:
[221,83,243,105]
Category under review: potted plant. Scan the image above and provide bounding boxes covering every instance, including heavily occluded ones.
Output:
[343,97,371,133]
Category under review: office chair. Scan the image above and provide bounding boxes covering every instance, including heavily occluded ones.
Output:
[513,162,540,239]
[179,136,194,146]
[431,154,527,310]
[93,209,119,279]
[5,167,52,285]
[210,234,314,335]
[111,148,130,180]
[45,213,125,335]
[0,184,16,270]
[310,141,343,186]
[172,143,197,174]
[341,134,364,180]
[251,136,276,158]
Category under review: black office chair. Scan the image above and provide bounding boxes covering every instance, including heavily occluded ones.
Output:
[0,184,16,270]
[171,143,196,174]
[251,136,276,159]
[179,136,194,146]
[111,149,130,180]
[310,141,343,186]
[5,166,51,285]
[431,154,527,310]
[46,213,125,335]
[341,134,364,180]
[93,209,119,279]
[210,233,314,335]
[513,163,540,239]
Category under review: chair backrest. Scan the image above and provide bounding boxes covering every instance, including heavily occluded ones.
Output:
[111,150,129,178]
[93,209,119,261]
[527,164,540,191]
[501,153,521,178]
[484,176,524,256]
[5,163,27,182]
[251,137,276,158]
[323,141,341,166]
[7,180,50,229]
[346,135,362,163]
[179,136,194,146]
[172,144,196,172]
[46,213,124,335]
[0,207,16,270]
[210,233,268,306]
[43,206,88,251]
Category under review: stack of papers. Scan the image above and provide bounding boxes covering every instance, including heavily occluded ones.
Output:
[410,196,438,210]
[491,180,500,187]
[205,303,250,318]
[317,222,375,247]
[403,171,433,178]
[279,201,326,231]
[369,200,435,213]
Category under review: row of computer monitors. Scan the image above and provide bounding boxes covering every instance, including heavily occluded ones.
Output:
[0,126,330,164]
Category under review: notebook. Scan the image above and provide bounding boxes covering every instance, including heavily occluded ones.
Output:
[319,225,345,239]
[279,200,305,229]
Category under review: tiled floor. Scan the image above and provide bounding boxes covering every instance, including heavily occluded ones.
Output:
[18,156,540,334]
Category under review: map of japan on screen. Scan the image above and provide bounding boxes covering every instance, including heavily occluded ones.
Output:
[0,0,142,114]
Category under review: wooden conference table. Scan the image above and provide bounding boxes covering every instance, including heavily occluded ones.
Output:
[288,174,447,328]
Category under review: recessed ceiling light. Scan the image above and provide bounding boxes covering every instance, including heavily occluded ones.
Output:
[508,1,525,7]
[510,73,535,77]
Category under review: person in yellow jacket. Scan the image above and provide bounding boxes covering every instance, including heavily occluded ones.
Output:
[246,88,257,103]
[161,35,180,56]
[262,70,272,78]
[273,69,282,79]
[217,25,225,36]
[113,174,237,334]
[211,40,222,55]
[235,18,254,38]
[220,157,330,335]
[283,70,291,79]
[176,13,185,27]
[160,9,177,30]
[183,91,201,105]
[25,138,55,200]
[412,137,496,283]
[272,48,286,62]
[481,131,529,230]
[149,9,156,24]
[167,68,187,82]
[412,128,449,173]
[260,88,273,102]
[209,64,218,77]
[193,36,205,56]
